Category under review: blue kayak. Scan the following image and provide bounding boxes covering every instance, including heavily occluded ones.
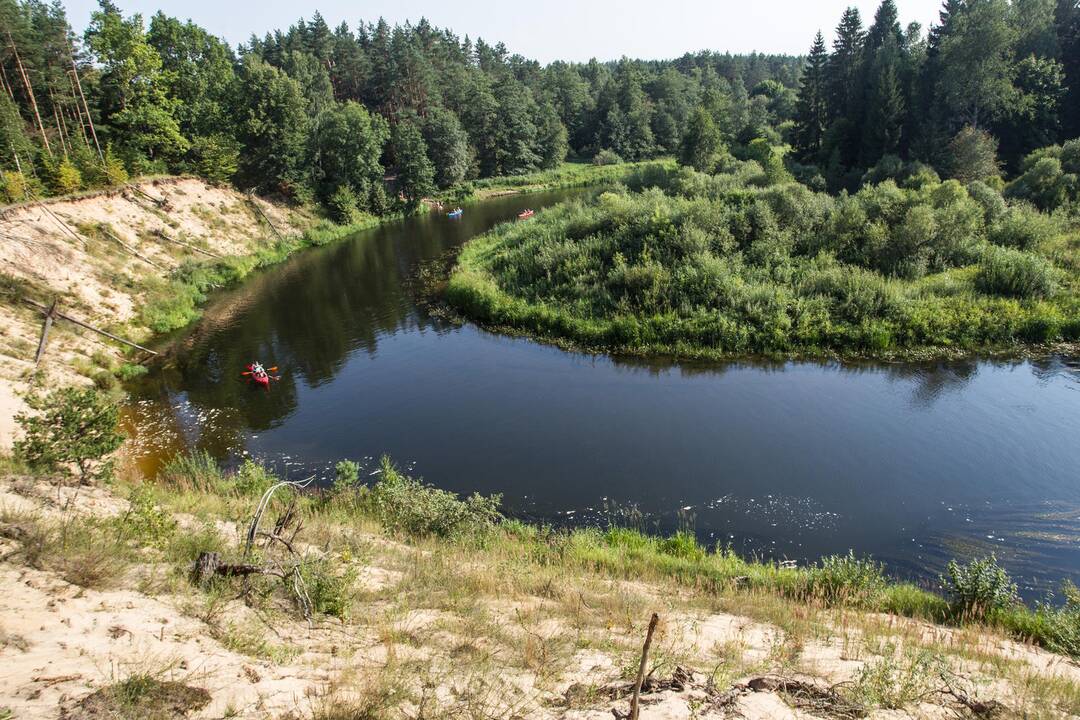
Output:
[448,208,463,218]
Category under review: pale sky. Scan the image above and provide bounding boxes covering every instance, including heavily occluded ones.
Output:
[62,0,945,63]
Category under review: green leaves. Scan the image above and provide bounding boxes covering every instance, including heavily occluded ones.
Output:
[15,387,123,483]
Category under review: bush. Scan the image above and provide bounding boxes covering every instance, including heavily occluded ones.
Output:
[1,169,28,203]
[14,387,123,484]
[190,134,239,184]
[368,457,501,539]
[332,459,360,494]
[298,554,358,620]
[941,555,1019,619]
[808,551,887,605]
[116,362,149,381]
[988,205,1057,250]
[658,530,705,560]
[50,158,83,195]
[593,149,623,166]
[114,486,177,548]
[975,246,1058,299]
[325,184,361,224]
[234,459,276,496]
[1031,582,1080,658]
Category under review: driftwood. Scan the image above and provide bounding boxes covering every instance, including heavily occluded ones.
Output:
[151,229,222,259]
[99,227,166,270]
[22,297,158,355]
[613,613,660,720]
[194,478,316,619]
[126,183,169,209]
[246,194,285,241]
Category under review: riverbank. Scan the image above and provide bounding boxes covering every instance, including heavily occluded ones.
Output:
[1,455,1079,718]
[0,163,658,450]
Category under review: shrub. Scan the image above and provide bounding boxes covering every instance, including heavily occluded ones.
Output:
[102,145,129,186]
[332,459,360,494]
[941,555,1019,619]
[975,246,1058,299]
[14,387,123,484]
[298,554,358,620]
[1030,582,1080,658]
[1,169,28,203]
[658,530,705,560]
[808,551,887,605]
[190,134,239,184]
[49,158,83,195]
[116,362,149,381]
[988,205,1057,250]
[325,184,361,224]
[368,457,501,538]
[114,486,177,548]
[234,459,276,496]
[593,149,623,166]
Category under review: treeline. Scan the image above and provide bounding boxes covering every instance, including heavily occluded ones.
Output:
[0,0,802,219]
[787,0,1080,190]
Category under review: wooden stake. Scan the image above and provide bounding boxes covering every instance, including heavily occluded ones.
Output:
[34,299,58,365]
[629,614,659,720]
[7,30,52,157]
[22,298,157,355]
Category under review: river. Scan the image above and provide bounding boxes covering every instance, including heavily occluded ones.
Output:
[125,189,1080,598]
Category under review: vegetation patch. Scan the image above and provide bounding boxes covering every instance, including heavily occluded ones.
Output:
[448,165,1080,358]
[62,675,211,720]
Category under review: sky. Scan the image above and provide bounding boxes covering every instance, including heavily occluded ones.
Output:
[61,0,946,63]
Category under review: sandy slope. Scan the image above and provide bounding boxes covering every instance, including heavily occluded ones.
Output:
[0,178,308,450]
[2,477,1078,719]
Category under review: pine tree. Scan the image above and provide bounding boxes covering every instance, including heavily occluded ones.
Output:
[678,105,722,171]
[826,7,866,121]
[794,31,829,161]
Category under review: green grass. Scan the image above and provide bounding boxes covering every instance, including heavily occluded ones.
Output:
[445,159,675,203]
[112,452,1080,663]
[447,164,1080,359]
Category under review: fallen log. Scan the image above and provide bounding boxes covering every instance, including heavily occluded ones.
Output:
[21,298,157,355]
[99,228,166,270]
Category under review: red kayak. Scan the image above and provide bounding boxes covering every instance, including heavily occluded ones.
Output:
[243,362,278,390]
[518,209,534,219]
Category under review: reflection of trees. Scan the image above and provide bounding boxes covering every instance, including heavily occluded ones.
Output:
[135,191,571,451]
[879,360,980,408]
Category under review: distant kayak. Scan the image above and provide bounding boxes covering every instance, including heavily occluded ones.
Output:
[448,208,463,218]
[518,209,534,219]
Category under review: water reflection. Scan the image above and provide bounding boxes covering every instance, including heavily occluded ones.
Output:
[125,189,1080,597]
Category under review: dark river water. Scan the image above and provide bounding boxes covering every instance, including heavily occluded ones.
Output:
[126,189,1080,597]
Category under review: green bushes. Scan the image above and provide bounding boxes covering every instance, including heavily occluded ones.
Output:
[592,149,623,166]
[14,387,123,484]
[807,551,887,606]
[976,246,1059,299]
[449,169,1077,358]
[367,457,502,539]
[941,555,1020,620]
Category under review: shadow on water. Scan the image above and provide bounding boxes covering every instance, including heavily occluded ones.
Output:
[124,189,1080,599]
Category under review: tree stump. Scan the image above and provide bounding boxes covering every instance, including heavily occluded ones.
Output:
[193,552,220,586]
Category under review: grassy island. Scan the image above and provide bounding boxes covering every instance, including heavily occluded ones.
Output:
[448,162,1080,359]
